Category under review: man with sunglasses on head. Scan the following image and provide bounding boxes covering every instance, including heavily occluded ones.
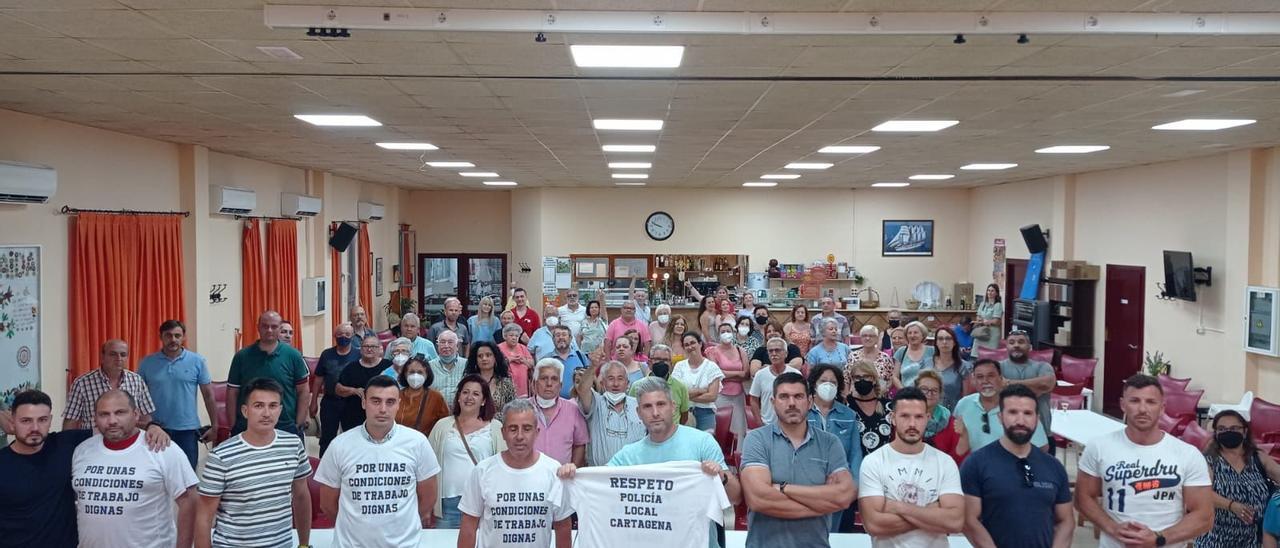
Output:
[954,359,1050,452]
[959,384,1073,548]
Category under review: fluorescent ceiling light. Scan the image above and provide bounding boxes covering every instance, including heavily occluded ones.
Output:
[961,163,1018,170]
[483,181,517,187]
[1163,89,1205,98]
[1035,145,1110,154]
[612,173,649,179]
[818,145,880,154]
[376,142,438,150]
[294,114,381,127]
[872,120,958,132]
[615,182,647,186]
[872,182,910,188]
[460,172,499,177]
[594,119,663,131]
[425,161,475,168]
[257,46,302,60]
[608,162,652,169]
[909,174,954,180]
[743,182,777,187]
[761,174,801,180]
[1152,119,1256,131]
[784,162,833,170]
[602,145,656,153]
[571,45,685,68]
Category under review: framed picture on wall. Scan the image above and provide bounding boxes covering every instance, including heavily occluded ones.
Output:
[375,258,383,297]
[0,245,41,406]
[882,220,935,256]
[1245,286,1279,356]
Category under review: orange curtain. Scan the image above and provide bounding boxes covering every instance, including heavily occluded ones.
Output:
[330,223,342,333]
[266,219,302,350]
[358,223,373,313]
[241,220,267,347]
[69,213,184,385]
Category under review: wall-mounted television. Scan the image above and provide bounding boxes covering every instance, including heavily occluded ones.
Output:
[1162,250,1197,301]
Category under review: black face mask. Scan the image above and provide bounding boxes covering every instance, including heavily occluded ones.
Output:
[754,315,768,325]
[650,361,671,379]
[1216,431,1245,449]
[853,379,875,397]
[888,319,901,328]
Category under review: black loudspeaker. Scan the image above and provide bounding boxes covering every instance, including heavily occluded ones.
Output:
[1020,224,1048,254]
[329,222,358,252]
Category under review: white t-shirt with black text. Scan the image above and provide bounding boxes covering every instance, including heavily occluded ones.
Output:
[671,359,724,410]
[859,443,963,548]
[568,461,729,548]
[457,452,572,547]
[71,433,198,548]
[1078,430,1211,548]
[314,424,441,548]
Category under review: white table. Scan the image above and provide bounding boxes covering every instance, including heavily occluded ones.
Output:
[302,529,975,547]
[1050,409,1124,446]
[1056,379,1095,410]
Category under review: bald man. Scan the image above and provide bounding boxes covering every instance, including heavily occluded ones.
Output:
[64,339,157,432]
[226,310,311,439]
[427,297,471,357]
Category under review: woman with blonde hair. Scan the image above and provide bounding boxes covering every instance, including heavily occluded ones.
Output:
[850,324,899,393]
[894,321,935,387]
[467,295,501,343]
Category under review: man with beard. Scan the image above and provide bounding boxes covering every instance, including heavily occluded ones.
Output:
[741,372,854,548]
[573,360,646,466]
[859,387,964,548]
[953,359,1050,451]
[960,384,1073,548]
[998,330,1056,435]
[1076,374,1212,548]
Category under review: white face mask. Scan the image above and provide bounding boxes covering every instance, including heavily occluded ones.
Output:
[392,354,409,366]
[535,395,558,408]
[603,391,627,405]
[737,326,750,337]
[816,382,838,402]
[719,332,734,344]
[406,373,426,389]
[546,316,560,327]
[657,314,670,325]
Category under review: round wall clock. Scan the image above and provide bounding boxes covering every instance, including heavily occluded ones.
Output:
[645,211,674,241]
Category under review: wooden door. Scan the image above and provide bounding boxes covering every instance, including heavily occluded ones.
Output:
[1103,264,1145,417]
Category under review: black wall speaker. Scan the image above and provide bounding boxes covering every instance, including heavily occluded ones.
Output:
[1020,224,1048,254]
[329,222,358,252]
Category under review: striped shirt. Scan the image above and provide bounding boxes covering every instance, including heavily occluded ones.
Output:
[198,431,311,548]
[64,368,156,427]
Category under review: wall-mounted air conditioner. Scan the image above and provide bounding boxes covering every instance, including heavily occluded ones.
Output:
[0,161,57,204]
[281,192,322,217]
[357,201,385,221]
[301,277,327,317]
[210,186,256,215]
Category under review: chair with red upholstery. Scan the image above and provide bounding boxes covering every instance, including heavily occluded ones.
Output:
[1157,374,1192,394]
[1028,348,1056,365]
[304,356,319,376]
[714,406,736,464]
[1059,356,1098,388]
[1161,389,1203,437]
[744,404,763,431]
[210,381,230,443]
[1180,421,1211,451]
[976,347,1008,362]
[308,456,335,528]
[377,330,395,351]
[1250,397,1280,444]
[1053,382,1085,396]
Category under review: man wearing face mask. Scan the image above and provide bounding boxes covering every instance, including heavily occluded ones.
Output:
[881,309,905,350]
[953,360,1049,452]
[809,296,851,343]
[529,358,590,466]
[335,335,394,431]
[312,323,361,456]
[748,337,800,425]
[630,344,691,426]
[574,360,646,466]
[429,330,468,411]
[807,363,863,533]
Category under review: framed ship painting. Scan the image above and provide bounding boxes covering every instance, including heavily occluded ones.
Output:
[882,220,934,257]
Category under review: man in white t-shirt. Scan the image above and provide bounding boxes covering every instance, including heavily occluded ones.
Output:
[747,337,800,425]
[1076,374,1212,548]
[458,399,573,548]
[71,390,198,548]
[859,387,964,548]
[557,289,587,340]
[316,375,441,548]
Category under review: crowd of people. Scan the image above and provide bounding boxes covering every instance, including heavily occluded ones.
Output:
[3,284,1280,548]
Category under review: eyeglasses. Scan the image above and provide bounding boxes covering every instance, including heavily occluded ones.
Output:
[1215,426,1246,434]
[981,411,991,434]
[361,344,381,349]
[1018,457,1035,488]
[918,387,940,396]
[767,348,785,353]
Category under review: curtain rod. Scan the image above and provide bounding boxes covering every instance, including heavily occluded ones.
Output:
[235,214,304,221]
[60,205,190,217]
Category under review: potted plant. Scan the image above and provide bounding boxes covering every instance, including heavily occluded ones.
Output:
[1143,350,1172,376]
[384,294,418,327]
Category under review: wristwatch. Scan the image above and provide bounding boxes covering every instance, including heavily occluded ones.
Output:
[1154,531,1166,547]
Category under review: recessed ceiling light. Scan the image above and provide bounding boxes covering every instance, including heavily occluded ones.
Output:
[761,174,801,180]
[425,161,475,168]
[818,145,881,154]
[608,162,652,169]
[483,181,517,186]
[612,173,649,179]
[615,182,647,186]
[871,182,910,188]
[1035,145,1110,154]
[1152,119,1256,131]
[743,182,777,187]
[460,172,499,177]
[784,162,833,170]
[961,163,1018,170]
[376,142,438,150]
[294,114,381,127]
[602,144,656,153]
[570,45,685,68]
[909,174,954,180]
[593,119,664,131]
[871,120,958,132]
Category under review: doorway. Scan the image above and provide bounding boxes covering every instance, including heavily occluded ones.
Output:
[1103,264,1145,417]
[417,254,507,324]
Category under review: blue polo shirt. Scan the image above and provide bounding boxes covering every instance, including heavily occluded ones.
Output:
[741,421,849,548]
[550,349,589,398]
[953,392,1049,451]
[137,348,212,430]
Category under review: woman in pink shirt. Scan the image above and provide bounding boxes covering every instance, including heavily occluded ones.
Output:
[498,323,533,396]
[705,321,750,439]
